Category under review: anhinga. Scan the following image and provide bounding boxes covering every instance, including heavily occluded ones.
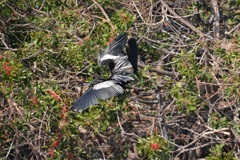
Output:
[70,33,138,113]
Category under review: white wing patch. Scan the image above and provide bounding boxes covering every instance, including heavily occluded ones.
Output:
[93,80,124,94]
[93,81,114,90]
[113,84,124,93]
[100,54,120,62]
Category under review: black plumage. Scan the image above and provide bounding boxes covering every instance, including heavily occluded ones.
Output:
[126,38,138,73]
[71,33,138,113]
[98,33,128,71]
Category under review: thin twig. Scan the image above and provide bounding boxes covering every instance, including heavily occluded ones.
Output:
[160,0,205,38]
[91,0,115,30]
[225,22,240,35]
[5,136,15,158]
[96,140,106,160]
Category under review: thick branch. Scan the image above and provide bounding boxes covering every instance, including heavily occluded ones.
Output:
[160,0,205,38]
[211,0,220,38]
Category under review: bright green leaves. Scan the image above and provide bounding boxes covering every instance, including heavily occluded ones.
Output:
[170,50,202,113]
[137,134,172,160]
[206,144,237,160]
[112,9,136,30]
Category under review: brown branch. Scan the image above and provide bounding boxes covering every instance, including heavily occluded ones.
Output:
[91,0,115,31]
[225,22,240,35]
[160,0,205,38]
[211,0,220,38]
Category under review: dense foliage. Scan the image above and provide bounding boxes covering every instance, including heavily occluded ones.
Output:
[0,0,239,159]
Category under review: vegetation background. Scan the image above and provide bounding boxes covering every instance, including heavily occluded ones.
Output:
[0,0,239,159]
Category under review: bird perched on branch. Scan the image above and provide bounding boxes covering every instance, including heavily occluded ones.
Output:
[70,33,138,113]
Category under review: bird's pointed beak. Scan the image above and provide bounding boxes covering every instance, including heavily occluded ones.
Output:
[98,50,104,64]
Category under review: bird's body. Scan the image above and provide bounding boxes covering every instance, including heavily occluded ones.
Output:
[71,33,138,113]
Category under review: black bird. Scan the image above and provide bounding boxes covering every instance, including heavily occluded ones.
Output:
[71,33,138,113]
[98,33,128,71]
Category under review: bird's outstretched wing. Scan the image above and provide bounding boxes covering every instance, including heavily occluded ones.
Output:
[70,80,124,112]
[98,33,127,65]
[104,32,127,56]
[126,37,138,73]
[72,33,138,113]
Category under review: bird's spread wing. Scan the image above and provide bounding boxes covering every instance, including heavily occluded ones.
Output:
[104,32,127,56]
[71,33,138,113]
[112,74,134,83]
[126,38,138,73]
[98,33,127,66]
[71,80,124,112]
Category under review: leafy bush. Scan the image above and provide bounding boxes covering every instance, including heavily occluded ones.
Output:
[0,0,239,159]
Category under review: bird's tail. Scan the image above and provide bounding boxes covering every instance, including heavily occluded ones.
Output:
[126,38,138,73]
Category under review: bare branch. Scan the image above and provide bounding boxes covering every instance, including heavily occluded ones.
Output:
[160,0,205,38]
[211,0,220,38]
[91,0,115,30]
